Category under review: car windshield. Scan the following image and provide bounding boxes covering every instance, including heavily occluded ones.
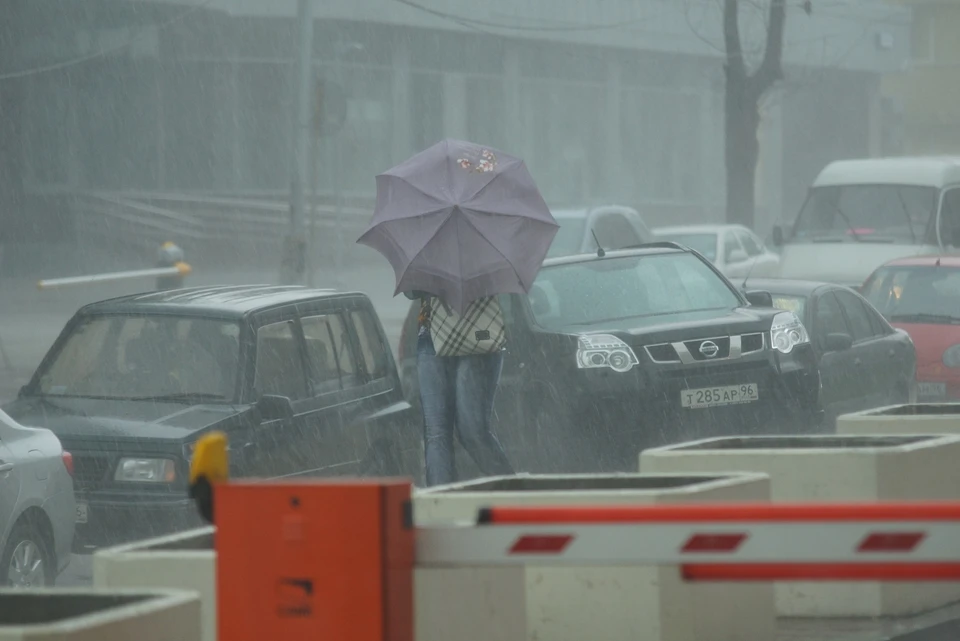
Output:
[791,184,937,244]
[862,265,960,323]
[529,252,741,330]
[770,294,807,319]
[656,233,717,261]
[546,217,588,258]
[33,314,242,402]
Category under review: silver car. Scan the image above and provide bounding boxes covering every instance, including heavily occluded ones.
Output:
[0,408,75,587]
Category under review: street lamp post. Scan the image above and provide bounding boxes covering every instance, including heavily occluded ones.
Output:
[279,0,314,285]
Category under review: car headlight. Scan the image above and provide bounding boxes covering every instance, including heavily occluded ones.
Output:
[943,344,960,368]
[576,334,639,373]
[770,311,810,354]
[115,457,176,483]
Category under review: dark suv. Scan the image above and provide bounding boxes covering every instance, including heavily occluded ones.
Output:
[400,244,823,472]
[4,285,420,550]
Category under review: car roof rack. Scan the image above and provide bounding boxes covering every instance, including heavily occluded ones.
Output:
[620,241,687,251]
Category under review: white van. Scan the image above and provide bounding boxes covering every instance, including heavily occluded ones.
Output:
[771,156,960,287]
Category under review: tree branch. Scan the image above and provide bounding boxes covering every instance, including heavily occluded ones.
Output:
[723,0,746,79]
[750,0,787,96]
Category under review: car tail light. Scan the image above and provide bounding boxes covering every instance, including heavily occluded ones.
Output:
[62,451,74,477]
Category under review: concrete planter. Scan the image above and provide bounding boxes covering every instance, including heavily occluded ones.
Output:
[0,589,200,641]
[414,473,773,641]
[93,528,215,641]
[640,434,960,617]
[837,403,960,436]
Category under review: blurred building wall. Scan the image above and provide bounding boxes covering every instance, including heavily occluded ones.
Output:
[0,0,910,274]
[882,1,960,155]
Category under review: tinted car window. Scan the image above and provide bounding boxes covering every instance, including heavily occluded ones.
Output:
[547,217,587,258]
[792,185,936,244]
[864,265,960,322]
[254,320,308,401]
[350,309,389,380]
[657,233,717,261]
[835,291,876,342]
[530,252,740,331]
[593,214,644,250]
[737,230,763,256]
[722,233,744,262]
[38,315,239,401]
[813,292,850,350]
[301,314,356,393]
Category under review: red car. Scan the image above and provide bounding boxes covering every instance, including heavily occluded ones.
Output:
[862,256,960,402]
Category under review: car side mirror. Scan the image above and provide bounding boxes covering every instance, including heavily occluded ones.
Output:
[256,394,294,422]
[727,248,749,263]
[744,290,773,307]
[825,332,854,352]
[772,225,784,247]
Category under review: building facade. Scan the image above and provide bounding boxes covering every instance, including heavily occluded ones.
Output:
[0,0,910,271]
[883,0,960,154]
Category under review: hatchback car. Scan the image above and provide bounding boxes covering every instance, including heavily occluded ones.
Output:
[402,244,822,472]
[546,205,653,259]
[0,408,75,587]
[746,278,917,426]
[3,285,420,550]
[654,224,780,279]
[861,256,960,402]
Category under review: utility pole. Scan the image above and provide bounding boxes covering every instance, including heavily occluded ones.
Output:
[279,0,314,285]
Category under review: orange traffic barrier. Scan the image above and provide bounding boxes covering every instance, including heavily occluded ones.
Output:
[215,478,414,641]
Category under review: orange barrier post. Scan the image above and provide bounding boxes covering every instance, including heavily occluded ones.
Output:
[215,478,414,641]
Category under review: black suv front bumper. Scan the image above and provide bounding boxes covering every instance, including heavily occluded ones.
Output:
[540,344,822,468]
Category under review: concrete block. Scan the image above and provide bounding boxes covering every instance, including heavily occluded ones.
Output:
[414,473,775,641]
[837,403,960,436]
[92,528,215,641]
[0,588,200,641]
[640,434,960,617]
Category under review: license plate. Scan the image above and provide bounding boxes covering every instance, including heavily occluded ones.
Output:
[682,384,759,409]
[75,502,88,524]
[918,382,947,399]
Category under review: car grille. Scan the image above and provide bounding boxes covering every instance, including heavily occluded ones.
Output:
[72,454,112,489]
[660,359,770,381]
[644,333,765,365]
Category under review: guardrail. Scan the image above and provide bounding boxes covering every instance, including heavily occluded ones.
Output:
[69,190,375,260]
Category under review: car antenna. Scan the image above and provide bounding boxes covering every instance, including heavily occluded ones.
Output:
[591,229,606,257]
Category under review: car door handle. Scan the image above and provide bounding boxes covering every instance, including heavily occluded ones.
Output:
[853,358,862,366]
[0,462,13,473]
[888,348,896,358]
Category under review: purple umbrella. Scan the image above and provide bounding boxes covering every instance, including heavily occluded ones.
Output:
[357,139,559,315]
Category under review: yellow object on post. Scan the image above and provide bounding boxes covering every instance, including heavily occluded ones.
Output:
[188,431,229,525]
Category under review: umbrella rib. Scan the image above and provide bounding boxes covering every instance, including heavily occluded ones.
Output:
[457,209,526,290]
[393,210,455,293]
[380,174,453,219]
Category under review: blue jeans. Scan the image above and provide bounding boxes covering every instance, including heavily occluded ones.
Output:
[417,332,514,486]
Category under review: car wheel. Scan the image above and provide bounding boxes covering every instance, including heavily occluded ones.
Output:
[1,518,55,589]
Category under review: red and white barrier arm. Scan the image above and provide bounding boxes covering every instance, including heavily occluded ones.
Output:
[37,263,191,290]
[415,502,960,581]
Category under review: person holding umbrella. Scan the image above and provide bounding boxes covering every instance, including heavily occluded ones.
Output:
[358,139,559,486]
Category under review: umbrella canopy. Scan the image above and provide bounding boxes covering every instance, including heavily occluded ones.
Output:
[357,139,559,315]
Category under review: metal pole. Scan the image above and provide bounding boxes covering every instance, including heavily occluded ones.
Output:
[280,0,314,285]
[307,130,318,288]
